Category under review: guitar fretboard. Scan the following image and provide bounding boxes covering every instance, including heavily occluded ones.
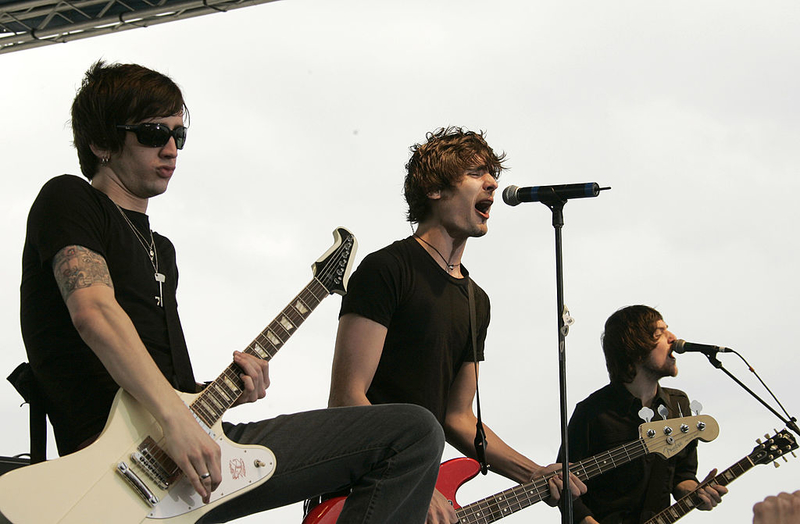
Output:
[190,277,329,428]
[644,457,752,524]
[456,438,650,523]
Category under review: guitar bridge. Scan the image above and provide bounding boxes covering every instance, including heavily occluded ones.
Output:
[116,461,159,507]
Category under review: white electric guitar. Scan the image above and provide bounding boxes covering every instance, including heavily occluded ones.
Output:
[0,227,358,524]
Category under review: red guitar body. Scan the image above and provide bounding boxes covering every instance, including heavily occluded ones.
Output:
[302,457,479,523]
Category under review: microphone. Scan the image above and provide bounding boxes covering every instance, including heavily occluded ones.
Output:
[502,183,610,206]
[672,339,733,356]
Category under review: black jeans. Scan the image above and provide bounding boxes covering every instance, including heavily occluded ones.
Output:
[197,403,444,523]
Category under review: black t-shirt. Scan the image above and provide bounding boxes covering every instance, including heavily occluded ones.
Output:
[560,382,699,524]
[20,175,194,455]
[339,236,490,425]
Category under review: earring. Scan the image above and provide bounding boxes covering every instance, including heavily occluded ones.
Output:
[99,156,109,166]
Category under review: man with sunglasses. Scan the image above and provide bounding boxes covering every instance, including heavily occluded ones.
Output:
[18,60,443,523]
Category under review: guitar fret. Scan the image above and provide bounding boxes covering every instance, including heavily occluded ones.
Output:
[641,433,793,524]
[306,279,328,301]
[113,229,356,506]
[251,342,270,360]
[205,384,233,413]
[186,278,337,427]
[457,439,651,523]
[278,315,295,333]
[195,398,216,423]
[293,298,310,315]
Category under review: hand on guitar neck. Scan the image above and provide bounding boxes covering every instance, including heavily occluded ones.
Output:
[674,468,727,511]
[428,489,457,523]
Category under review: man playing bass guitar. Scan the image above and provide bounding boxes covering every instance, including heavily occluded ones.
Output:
[559,305,727,524]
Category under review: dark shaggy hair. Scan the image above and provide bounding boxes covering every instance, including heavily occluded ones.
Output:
[71,60,188,179]
[403,126,506,223]
[601,305,663,384]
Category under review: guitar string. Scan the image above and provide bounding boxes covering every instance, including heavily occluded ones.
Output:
[457,427,722,522]
[457,440,651,521]
[153,237,353,480]
[645,459,751,524]
[190,238,351,426]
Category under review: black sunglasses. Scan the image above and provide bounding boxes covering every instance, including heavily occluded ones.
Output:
[117,123,187,150]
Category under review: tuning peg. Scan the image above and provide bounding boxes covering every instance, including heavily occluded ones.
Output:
[774,462,780,468]
[639,406,654,423]
[756,438,763,445]
[690,400,703,416]
[658,405,669,420]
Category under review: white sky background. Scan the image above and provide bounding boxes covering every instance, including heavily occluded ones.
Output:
[2,0,799,522]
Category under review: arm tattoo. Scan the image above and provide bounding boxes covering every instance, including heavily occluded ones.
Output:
[53,245,114,301]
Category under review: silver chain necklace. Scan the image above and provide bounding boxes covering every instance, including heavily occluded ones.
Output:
[114,203,166,307]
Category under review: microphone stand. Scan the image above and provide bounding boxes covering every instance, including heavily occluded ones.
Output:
[704,353,799,435]
[543,198,573,524]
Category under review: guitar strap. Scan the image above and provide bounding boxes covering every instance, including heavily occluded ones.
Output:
[161,272,198,392]
[7,362,46,463]
[467,278,489,475]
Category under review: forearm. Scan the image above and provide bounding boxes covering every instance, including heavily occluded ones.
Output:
[69,295,192,430]
[328,386,372,407]
[445,413,540,484]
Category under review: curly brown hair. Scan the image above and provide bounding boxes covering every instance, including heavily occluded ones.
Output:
[403,126,506,223]
[71,60,188,179]
[601,305,663,384]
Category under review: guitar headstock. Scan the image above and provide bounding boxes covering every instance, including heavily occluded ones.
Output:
[640,415,719,459]
[312,227,358,296]
[749,430,798,467]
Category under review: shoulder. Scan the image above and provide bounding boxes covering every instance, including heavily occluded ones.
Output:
[661,386,689,399]
[32,175,106,212]
[661,386,691,407]
[573,384,617,414]
[41,174,91,193]
[356,238,414,272]
[465,274,490,301]
[660,386,692,413]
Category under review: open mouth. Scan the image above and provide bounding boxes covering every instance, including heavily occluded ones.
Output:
[475,199,492,218]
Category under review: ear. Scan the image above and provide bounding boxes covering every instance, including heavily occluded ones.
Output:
[89,143,111,162]
[427,190,441,200]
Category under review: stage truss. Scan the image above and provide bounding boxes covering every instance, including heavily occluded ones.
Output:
[0,0,280,54]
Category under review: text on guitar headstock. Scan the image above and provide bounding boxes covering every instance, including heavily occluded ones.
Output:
[640,415,720,459]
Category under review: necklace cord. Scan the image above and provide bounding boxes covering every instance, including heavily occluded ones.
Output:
[413,234,459,271]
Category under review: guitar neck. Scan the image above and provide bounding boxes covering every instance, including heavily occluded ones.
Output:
[456,439,650,523]
[644,456,752,524]
[189,277,329,428]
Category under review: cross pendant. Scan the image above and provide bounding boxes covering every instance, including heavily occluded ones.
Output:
[155,272,166,307]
